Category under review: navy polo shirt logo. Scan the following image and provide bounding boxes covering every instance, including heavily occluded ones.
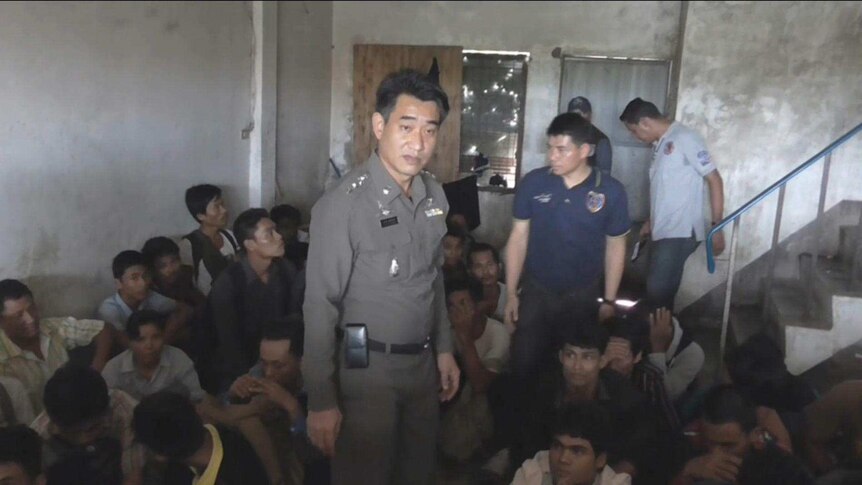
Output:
[533,193,553,203]
[586,191,605,213]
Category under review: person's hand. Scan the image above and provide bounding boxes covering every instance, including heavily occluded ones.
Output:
[598,302,615,322]
[649,307,674,353]
[250,378,300,417]
[437,352,460,402]
[682,449,742,483]
[603,340,630,362]
[228,374,259,400]
[712,229,726,256]
[308,407,343,457]
[504,294,520,329]
[639,219,651,239]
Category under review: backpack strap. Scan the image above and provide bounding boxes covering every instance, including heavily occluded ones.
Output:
[220,229,240,253]
[182,230,205,283]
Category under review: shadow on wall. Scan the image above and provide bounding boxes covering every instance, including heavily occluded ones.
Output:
[23,273,110,321]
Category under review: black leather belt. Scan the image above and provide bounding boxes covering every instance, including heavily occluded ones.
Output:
[368,337,431,355]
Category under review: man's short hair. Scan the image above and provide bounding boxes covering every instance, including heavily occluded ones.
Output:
[141,237,180,269]
[566,96,592,115]
[132,392,206,461]
[551,402,611,456]
[444,230,466,244]
[0,279,32,309]
[375,69,450,124]
[467,242,500,265]
[43,364,110,428]
[270,204,302,226]
[701,384,758,433]
[45,446,123,485]
[444,277,484,305]
[619,97,663,125]
[606,316,650,357]
[111,250,145,280]
[546,112,596,146]
[736,445,814,485]
[185,184,222,224]
[561,321,610,354]
[126,310,166,340]
[0,425,42,479]
[261,316,304,358]
[233,208,270,251]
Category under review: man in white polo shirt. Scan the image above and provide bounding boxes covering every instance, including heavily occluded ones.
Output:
[619,98,725,309]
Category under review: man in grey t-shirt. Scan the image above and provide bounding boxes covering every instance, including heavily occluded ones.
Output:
[620,98,726,309]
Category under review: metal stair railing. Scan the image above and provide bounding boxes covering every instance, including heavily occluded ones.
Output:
[705,122,862,359]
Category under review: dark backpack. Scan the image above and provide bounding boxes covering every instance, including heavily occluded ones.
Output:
[183,229,240,285]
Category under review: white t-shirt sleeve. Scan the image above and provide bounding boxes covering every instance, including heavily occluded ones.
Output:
[480,319,511,373]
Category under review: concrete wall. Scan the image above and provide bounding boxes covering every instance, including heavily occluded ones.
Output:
[0,1,254,317]
[674,1,862,309]
[276,1,332,217]
[330,1,681,239]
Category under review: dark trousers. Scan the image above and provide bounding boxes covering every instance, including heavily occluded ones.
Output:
[646,236,700,310]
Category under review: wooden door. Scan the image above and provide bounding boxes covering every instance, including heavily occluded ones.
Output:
[352,44,462,183]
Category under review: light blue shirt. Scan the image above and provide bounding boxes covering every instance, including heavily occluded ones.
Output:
[96,291,177,333]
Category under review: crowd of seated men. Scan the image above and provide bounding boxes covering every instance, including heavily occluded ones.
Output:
[0,183,859,485]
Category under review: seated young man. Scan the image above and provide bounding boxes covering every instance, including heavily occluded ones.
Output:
[270,204,309,271]
[515,321,656,479]
[439,277,510,462]
[467,242,509,329]
[672,384,810,485]
[226,321,327,485]
[0,279,112,414]
[0,425,43,485]
[97,250,193,350]
[801,380,862,480]
[141,236,206,318]
[645,307,704,404]
[205,208,302,392]
[31,364,144,483]
[442,230,469,281]
[513,402,631,485]
[179,184,239,296]
[133,391,269,485]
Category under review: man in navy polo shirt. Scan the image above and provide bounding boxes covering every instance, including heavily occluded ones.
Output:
[504,112,630,388]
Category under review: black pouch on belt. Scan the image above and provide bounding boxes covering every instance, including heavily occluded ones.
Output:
[344,324,369,369]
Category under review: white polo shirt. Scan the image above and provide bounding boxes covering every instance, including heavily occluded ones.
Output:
[649,122,717,241]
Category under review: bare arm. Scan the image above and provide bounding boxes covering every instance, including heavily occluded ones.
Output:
[705,171,724,224]
[604,235,626,302]
[90,325,114,371]
[504,219,530,327]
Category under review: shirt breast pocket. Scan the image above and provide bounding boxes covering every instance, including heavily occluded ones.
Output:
[360,221,413,284]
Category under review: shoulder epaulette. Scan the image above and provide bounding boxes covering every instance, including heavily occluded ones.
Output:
[345,172,369,194]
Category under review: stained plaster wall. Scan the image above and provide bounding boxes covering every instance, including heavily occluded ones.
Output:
[329,1,681,244]
[674,1,862,310]
[0,1,254,317]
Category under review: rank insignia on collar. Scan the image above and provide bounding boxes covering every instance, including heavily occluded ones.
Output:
[586,191,605,213]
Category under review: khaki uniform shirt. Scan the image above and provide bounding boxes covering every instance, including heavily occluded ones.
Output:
[303,153,452,411]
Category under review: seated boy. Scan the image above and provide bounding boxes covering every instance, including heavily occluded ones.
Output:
[97,250,193,349]
[133,391,269,485]
[440,277,510,462]
[467,243,509,329]
[179,184,239,295]
[442,231,469,281]
[0,425,43,485]
[141,237,206,317]
[512,402,631,485]
[645,307,704,403]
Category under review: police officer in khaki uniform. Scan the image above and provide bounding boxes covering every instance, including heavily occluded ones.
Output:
[303,69,460,485]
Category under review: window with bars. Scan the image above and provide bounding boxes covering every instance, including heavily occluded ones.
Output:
[459,52,529,189]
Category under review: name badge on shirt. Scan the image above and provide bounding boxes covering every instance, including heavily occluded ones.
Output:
[586,191,605,213]
[424,198,444,218]
[380,216,398,228]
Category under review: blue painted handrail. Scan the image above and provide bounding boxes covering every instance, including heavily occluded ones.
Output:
[706,122,862,273]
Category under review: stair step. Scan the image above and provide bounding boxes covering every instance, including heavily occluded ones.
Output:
[767,280,829,330]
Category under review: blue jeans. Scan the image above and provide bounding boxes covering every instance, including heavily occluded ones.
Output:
[647,236,700,309]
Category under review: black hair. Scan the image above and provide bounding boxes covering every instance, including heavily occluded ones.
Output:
[551,402,611,456]
[701,384,758,433]
[43,364,110,428]
[111,250,145,280]
[606,316,650,357]
[132,391,206,461]
[141,237,180,269]
[185,184,222,224]
[561,321,610,354]
[375,69,450,124]
[0,279,33,309]
[443,231,466,244]
[270,204,302,226]
[546,112,597,146]
[619,97,663,125]
[126,309,166,340]
[0,425,42,479]
[444,277,484,306]
[467,242,500,265]
[261,316,304,358]
[736,445,814,485]
[45,441,123,485]
[233,208,270,251]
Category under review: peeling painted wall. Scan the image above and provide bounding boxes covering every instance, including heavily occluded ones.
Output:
[276,1,333,217]
[675,1,862,309]
[329,1,680,238]
[0,1,253,317]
